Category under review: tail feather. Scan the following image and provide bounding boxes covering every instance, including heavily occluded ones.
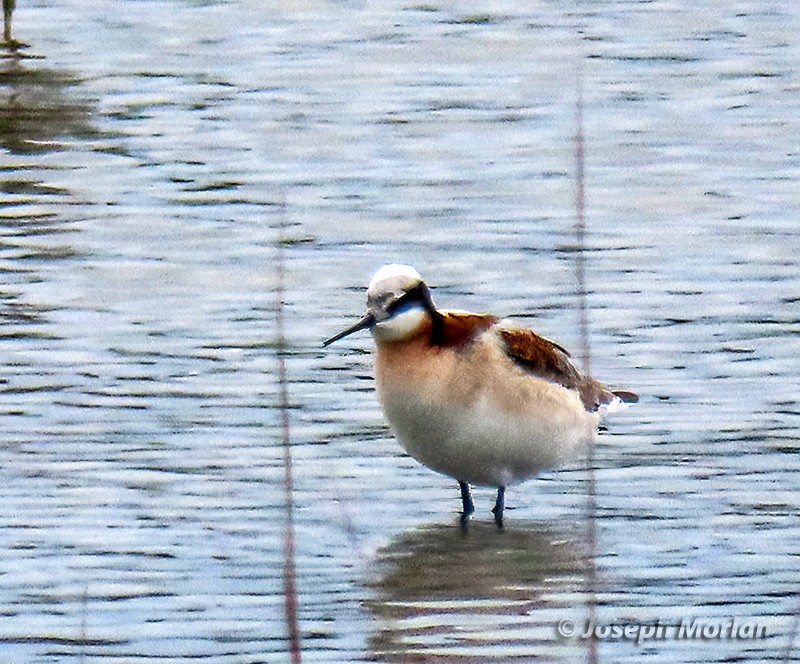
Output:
[611,390,639,404]
[582,380,639,413]
[596,388,638,416]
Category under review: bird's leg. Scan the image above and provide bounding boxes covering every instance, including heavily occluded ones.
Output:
[492,486,506,528]
[459,481,474,526]
[3,0,14,44]
[2,0,28,48]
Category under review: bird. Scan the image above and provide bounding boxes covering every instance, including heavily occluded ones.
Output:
[323,264,637,527]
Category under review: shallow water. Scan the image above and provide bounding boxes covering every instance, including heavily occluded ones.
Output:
[0,1,798,662]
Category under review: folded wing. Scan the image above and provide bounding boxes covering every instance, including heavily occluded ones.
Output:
[497,324,637,412]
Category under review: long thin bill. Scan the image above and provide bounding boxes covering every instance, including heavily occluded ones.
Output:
[322,312,374,347]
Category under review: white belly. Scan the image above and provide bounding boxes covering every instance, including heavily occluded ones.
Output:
[378,381,597,488]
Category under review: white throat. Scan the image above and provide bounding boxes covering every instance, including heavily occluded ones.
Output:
[371,304,428,343]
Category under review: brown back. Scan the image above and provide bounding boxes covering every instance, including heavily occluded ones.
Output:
[498,325,619,411]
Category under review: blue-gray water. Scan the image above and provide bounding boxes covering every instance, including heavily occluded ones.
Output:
[0,1,798,662]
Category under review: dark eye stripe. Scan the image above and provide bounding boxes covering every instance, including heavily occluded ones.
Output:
[386,284,426,315]
[386,293,415,315]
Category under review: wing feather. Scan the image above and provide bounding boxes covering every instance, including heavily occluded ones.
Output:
[498,325,582,388]
[498,324,625,412]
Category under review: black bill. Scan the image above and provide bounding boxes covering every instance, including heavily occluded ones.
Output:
[322,312,375,347]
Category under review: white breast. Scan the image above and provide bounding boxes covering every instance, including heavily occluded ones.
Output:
[377,372,597,488]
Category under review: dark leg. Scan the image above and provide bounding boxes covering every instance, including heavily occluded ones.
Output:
[2,0,27,48]
[492,486,506,528]
[459,481,474,526]
[3,0,14,44]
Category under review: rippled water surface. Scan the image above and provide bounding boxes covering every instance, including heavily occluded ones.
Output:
[1,1,798,662]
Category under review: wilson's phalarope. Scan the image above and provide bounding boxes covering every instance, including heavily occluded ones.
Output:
[324,264,637,527]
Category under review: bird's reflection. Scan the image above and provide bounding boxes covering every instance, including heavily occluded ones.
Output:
[0,57,96,328]
[365,520,588,662]
[0,58,94,154]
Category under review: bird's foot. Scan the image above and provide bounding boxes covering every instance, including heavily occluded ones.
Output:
[2,38,29,51]
[492,486,506,529]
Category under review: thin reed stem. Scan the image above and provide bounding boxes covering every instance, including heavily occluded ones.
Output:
[275,207,302,664]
